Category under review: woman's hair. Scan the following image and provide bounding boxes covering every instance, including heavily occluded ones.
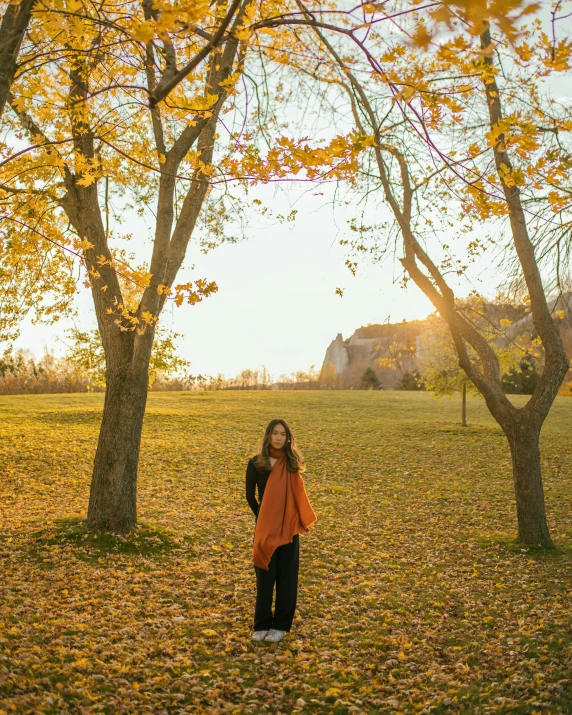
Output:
[254,418,306,473]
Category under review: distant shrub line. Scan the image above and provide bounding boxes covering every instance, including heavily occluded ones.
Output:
[2,349,570,396]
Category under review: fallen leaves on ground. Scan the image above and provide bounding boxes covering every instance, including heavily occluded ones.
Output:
[0,391,570,714]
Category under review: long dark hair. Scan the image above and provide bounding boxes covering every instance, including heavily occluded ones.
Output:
[254,418,306,474]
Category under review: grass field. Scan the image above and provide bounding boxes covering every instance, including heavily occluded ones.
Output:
[0,390,571,714]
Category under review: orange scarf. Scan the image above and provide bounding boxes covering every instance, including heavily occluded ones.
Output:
[252,445,317,570]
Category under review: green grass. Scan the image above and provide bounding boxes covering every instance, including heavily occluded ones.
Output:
[0,390,571,714]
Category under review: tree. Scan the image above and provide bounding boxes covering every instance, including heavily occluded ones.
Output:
[361,366,382,390]
[418,301,549,413]
[64,327,106,392]
[65,324,190,391]
[417,312,476,424]
[0,0,247,119]
[0,0,242,341]
[1,0,270,531]
[0,0,260,341]
[229,366,273,389]
[501,354,540,395]
[319,360,339,389]
[0,346,87,393]
[293,5,571,546]
[2,0,399,530]
[0,0,35,117]
[395,371,425,392]
[377,335,417,378]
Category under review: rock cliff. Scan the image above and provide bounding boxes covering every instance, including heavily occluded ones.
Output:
[320,293,572,389]
[320,321,424,388]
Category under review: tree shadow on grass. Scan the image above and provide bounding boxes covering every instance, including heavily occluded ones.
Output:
[416,422,505,438]
[28,411,103,426]
[477,532,572,561]
[26,517,198,567]
[28,411,190,430]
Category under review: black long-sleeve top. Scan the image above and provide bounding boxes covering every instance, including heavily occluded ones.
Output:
[245,456,271,520]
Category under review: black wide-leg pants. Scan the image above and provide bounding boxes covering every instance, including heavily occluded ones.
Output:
[253,534,299,632]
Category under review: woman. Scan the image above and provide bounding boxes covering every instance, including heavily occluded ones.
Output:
[245,418,317,643]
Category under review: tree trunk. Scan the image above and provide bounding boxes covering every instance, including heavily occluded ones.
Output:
[461,381,467,427]
[0,0,35,118]
[504,420,553,547]
[87,355,150,532]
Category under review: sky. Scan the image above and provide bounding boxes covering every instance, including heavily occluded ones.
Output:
[5,6,570,380]
[7,179,503,380]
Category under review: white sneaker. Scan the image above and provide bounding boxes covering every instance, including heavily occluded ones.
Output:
[251,630,270,641]
[264,628,286,642]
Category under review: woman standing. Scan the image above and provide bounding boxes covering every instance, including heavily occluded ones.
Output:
[245,418,317,642]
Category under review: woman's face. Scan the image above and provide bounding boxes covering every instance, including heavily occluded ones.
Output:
[269,423,287,449]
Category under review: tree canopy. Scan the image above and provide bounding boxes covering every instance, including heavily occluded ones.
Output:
[1,0,571,542]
